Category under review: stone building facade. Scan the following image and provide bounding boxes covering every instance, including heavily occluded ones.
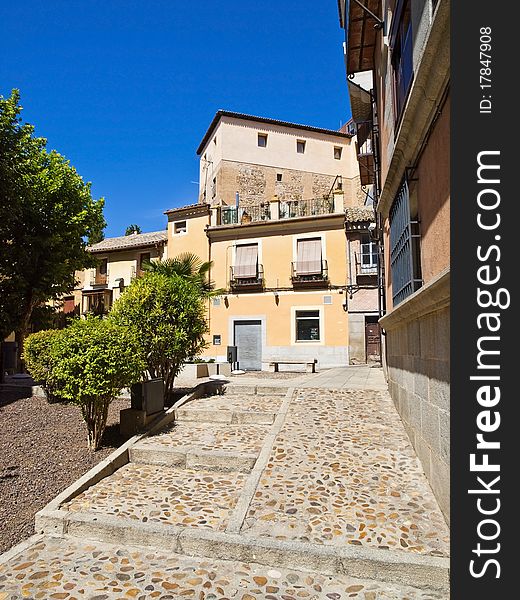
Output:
[339,0,450,521]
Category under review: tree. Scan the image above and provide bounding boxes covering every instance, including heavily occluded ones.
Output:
[39,317,145,450]
[125,224,142,236]
[142,252,224,297]
[110,271,208,397]
[0,90,105,373]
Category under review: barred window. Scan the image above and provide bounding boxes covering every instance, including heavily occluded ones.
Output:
[389,179,422,305]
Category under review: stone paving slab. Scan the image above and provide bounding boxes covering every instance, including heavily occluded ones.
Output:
[0,534,446,599]
[134,422,268,454]
[184,395,285,411]
[242,389,450,558]
[175,394,282,425]
[62,464,245,531]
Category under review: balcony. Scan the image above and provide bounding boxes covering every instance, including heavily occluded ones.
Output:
[291,260,329,288]
[230,264,264,291]
[215,195,339,227]
[280,197,334,219]
[90,270,107,286]
[355,121,375,186]
[220,204,271,225]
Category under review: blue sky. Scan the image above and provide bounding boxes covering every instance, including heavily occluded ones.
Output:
[2,1,351,237]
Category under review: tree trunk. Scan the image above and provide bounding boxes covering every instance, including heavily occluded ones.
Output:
[82,396,111,451]
[15,299,37,373]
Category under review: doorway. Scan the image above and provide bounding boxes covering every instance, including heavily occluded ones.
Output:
[234,320,262,371]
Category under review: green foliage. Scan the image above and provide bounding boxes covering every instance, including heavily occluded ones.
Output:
[125,224,142,236]
[23,329,61,401]
[49,317,145,450]
[110,272,208,395]
[142,252,224,297]
[0,89,105,345]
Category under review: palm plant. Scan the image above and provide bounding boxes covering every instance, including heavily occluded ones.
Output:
[142,252,223,297]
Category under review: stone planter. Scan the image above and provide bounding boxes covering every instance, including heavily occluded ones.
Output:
[130,378,164,415]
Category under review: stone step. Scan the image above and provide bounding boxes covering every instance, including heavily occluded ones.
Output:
[45,463,246,535]
[175,393,283,425]
[0,534,447,599]
[130,444,258,472]
[129,421,268,471]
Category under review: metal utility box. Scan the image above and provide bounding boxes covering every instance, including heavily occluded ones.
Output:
[130,378,164,415]
[227,345,237,363]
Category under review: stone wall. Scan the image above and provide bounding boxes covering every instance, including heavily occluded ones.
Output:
[215,160,359,208]
[380,270,450,524]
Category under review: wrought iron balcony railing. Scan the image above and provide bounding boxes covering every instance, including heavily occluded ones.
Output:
[291,259,328,286]
[280,197,334,219]
[229,264,264,290]
[220,204,271,225]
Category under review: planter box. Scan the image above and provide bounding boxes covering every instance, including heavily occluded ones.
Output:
[130,378,164,415]
[177,363,220,379]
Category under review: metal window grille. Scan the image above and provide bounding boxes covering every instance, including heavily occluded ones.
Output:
[389,179,422,305]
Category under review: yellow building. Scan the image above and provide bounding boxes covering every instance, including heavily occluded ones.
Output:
[164,111,380,370]
[166,197,350,370]
[68,231,167,316]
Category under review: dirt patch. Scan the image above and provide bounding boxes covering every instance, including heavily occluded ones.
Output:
[0,395,130,554]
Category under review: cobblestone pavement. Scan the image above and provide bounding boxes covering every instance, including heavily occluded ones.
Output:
[179,394,284,415]
[0,384,449,597]
[0,535,445,599]
[63,464,245,531]
[242,390,449,557]
[135,422,269,453]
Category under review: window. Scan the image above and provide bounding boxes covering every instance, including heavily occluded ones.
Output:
[296,140,306,154]
[323,295,332,305]
[258,133,268,147]
[390,0,413,123]
[213,335,221,345]
[234,244,258,278]
[139,252,151,271]
[389,179,422,305]
[360,235,378,273]
[296,238,322,275]
[99,258,108,275]
[296,310,320,342]
[334,146,343,160]
[276,173,283,182]
[174,221,187,234]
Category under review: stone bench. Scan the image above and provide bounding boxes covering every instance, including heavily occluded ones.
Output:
[268,359,317,374]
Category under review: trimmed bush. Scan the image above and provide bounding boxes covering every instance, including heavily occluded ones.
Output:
[50,316,145,450]
[23,329,61,401]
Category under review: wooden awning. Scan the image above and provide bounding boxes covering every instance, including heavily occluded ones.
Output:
[346,0,382,74]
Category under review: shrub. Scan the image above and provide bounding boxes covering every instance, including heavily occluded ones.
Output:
[23,329,61,401]
[50,316,145,450]
[110,272,208,396]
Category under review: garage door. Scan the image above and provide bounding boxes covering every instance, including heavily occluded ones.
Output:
[234,320,262,371]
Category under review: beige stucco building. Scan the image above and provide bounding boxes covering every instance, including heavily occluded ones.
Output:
[339,0,450,520]
[196,111,365,209]
[64,231,167,316]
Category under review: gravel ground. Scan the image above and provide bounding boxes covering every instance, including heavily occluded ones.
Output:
[0,394,130,554]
